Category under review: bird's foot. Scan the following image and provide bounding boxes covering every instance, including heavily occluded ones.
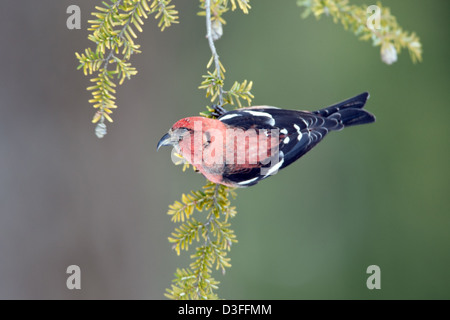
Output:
[211,104,227,118]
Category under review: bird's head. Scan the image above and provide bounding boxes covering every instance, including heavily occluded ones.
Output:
[157,117,195,152]
[157,117,226,161]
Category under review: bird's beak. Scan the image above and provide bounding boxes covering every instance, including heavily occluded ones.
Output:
[157,132,173,151]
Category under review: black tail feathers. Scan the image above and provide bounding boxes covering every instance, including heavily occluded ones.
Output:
[314,92,375,128]
[329,107,375,127]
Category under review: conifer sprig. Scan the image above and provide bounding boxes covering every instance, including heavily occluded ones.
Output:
[76,0,178,138]
[165,183,237,300]
[166,1,250,299]
[297,0,422,64]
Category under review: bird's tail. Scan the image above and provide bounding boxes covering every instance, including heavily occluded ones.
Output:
[314,92,376,128]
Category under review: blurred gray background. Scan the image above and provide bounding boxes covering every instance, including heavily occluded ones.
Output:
[0,0,448,299]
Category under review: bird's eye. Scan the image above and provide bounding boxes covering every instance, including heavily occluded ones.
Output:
[204,132,212,145]
[173,127,190,141]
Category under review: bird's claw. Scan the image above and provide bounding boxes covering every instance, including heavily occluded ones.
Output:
[211,104,227,118]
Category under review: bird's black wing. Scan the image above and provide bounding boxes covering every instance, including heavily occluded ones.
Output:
[218,107,338,186]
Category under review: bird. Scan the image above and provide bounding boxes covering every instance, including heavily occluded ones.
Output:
[157,92,375,187]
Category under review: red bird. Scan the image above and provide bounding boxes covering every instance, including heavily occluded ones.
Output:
[157,92,375,187]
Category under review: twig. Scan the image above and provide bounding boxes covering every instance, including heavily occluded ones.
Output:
[205,0,224,106]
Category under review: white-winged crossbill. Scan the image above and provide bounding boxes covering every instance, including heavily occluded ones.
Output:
[157,92,375,187]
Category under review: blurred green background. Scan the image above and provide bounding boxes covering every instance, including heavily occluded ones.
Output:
[0,0,448,299]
